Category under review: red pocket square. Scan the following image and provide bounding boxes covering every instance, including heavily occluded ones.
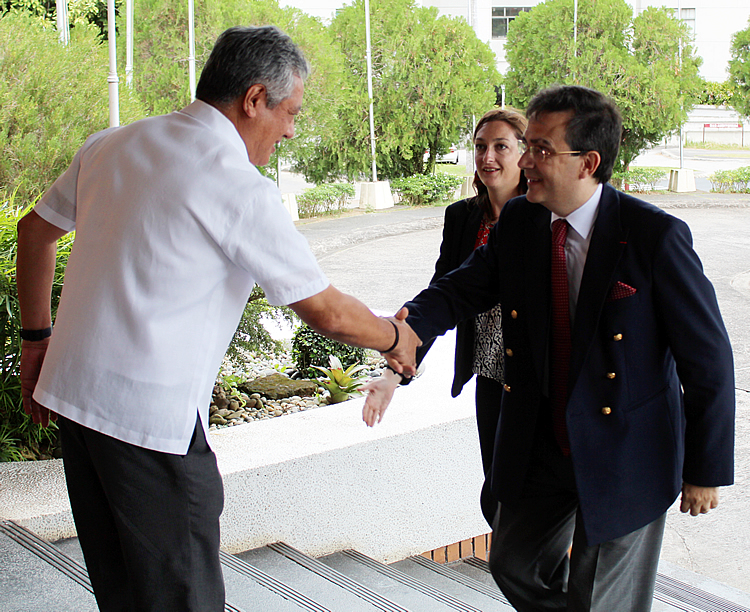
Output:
[607,281,637,301]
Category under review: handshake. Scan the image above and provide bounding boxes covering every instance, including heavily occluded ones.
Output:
[379,306,422,378]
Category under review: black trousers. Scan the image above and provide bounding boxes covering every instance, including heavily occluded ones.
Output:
[488,417,665,611]
[58,414,225,612]
[475,375,504,525]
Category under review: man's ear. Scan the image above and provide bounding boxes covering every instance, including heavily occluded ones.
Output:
[242,84,266,119]
[579,150,601,180]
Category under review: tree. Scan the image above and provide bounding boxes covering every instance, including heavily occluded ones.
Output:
[504,0,702,171]
[1,0,119,38]
[293,0,499,183]
[729,17,750,119]
[117,0,346,182]
[0,11,145,206]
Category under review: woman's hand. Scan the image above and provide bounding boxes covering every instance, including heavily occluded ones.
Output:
[361,368,401,427]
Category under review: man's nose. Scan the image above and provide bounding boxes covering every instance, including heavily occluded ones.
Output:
[518,149,532,169]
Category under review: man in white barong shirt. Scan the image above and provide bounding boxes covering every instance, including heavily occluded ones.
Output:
[16,26,419,612]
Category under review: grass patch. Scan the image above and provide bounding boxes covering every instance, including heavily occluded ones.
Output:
[685,140,750,151]
[433,164,472,177]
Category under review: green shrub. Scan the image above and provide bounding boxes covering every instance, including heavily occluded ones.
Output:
[227,285,298,360]
[611,167,668,192]
[735,167,750,191]
[291,324,367,378]
[709,166,750,192]
[391,173,464,207]
[0,191,74,461]
[297,183,355,218]
[695,80,736,107]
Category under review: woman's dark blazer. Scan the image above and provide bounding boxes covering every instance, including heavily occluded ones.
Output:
[416,198,484,397]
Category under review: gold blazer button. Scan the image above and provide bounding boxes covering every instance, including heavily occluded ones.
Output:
[503,384,511,392]
[613,333,623,341]
[601,406,612,415]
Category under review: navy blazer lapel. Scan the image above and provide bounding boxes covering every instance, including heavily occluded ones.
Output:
[569,185,629,385]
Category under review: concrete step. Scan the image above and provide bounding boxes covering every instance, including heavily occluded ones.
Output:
[0,521,97,612]
[320,549,496,611]
[390,555,513,610]
[236,541,406,611]
[219,551,331,611]
[4,520,317,612]
[53,530,328,611]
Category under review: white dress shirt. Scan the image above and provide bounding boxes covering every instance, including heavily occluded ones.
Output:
[33,100,329,454]
[550,183,603,325]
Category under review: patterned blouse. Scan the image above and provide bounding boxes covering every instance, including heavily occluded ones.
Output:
[472,215,505,383]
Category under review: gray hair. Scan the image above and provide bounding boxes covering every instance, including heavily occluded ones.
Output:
[196,25,309,109]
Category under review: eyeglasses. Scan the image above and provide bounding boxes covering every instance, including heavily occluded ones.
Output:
[518,141,584,161]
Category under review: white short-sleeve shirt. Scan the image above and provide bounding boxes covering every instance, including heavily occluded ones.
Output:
[33,100,329,454]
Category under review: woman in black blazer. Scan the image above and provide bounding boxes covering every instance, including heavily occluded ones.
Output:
[364,108,527,520]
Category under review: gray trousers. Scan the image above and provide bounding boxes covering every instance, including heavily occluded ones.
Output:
[488,421,665,612]
[58,414,225,612]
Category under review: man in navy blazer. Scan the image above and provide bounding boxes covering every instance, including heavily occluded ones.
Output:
[402,86,735,610]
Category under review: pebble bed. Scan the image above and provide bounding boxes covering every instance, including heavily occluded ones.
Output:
[209,350,385,431]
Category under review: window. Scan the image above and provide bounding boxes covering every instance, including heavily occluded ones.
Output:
[680,8,696,40]
[492,7,531,39]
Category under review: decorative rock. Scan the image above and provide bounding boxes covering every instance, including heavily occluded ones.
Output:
[214,396,230,409]
[229,400,240,411]
[239,373,317,400]
[209,414,227,425]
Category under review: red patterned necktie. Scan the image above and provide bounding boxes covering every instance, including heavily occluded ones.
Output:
[550,219,571,455]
